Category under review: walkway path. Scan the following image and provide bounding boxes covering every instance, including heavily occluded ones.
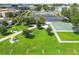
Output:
[0,25,37,42]
[28,25,36,30]
[0,31,22,42]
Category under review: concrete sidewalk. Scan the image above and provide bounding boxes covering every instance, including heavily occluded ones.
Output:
[28,25,36,30]
[0,31,22,42]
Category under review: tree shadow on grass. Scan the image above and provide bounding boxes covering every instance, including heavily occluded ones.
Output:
[73,32,79,35]
[72,27,79,35]
[24,35,35,39]
[2,32,12,36]
[37,27,44,30]
[62,19,71,23]
[48,33,54,36]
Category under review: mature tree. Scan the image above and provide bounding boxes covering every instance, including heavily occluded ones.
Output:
[50,5,55,11]
[24,17,30,25]
[2,20,8,26]
[61,7,70,17]
[61,3,78,18]
[35,5,42,11]
[38,16,46,24]
[29,17,36,24]
[46,26,53,35]
[23,29,34,38]
[36,20,42,29]
[43,4,49,11]
[6,12,14,18]
[11,15,24,25]
[69,3,78,17]
[26,11,32,16]
[71,14,79,26]
[0,25,7,33]
[69,3,79,26]
[36,16,46,29]
[24,17,36,26]
[17,16,24,24]
[61,3,79,27]
[11,17,18,24]
[12,4,19,9]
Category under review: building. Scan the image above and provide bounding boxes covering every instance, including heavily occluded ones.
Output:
[0,8,20,18]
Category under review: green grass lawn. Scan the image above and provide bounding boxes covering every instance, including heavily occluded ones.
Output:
[58,32,79,41]
[0,24,27,39]
[1,25,79,55]
[12,29,58,55]
[8,24,27,31]
[0,34,4,38]
[0,28,59,55]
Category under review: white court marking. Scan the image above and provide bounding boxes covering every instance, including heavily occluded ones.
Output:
[26,48,30,54]
[58,49,60,54]
[48,22,79,43]
[73,49,77,54]
[42,49,45,54]
[10,49,13,55]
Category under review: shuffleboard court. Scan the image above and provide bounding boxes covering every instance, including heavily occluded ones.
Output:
[52,22,74,32]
